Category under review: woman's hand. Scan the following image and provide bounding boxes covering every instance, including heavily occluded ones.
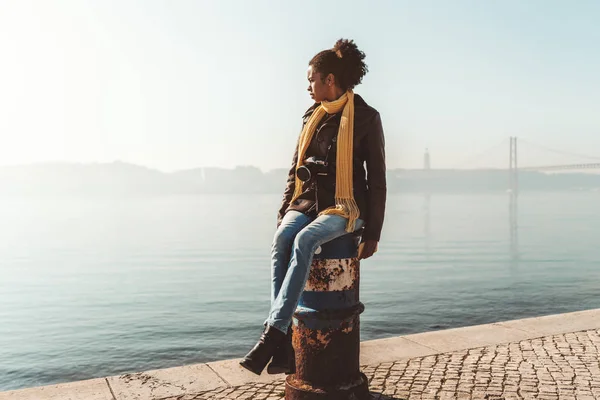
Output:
[358,240,378,260]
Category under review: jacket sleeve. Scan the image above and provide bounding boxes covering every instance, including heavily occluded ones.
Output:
[362,112,387,242]
[277,138,299,227]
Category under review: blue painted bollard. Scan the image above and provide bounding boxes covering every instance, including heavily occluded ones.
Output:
[285,232,369,400]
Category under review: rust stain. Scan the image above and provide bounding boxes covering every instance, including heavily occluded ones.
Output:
[316,331,332,346]
[305,257,358,292]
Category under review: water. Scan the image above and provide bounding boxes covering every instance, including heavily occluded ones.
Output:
[1,192,599,391]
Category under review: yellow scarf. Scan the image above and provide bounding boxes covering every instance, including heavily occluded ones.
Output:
[291,90,359,232]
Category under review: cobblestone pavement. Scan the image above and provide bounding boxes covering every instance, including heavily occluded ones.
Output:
[168,329,600,400]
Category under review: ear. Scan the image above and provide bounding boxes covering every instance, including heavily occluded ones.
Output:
[326,73,335,87]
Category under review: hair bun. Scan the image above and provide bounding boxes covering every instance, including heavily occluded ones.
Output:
[333,39,362,60]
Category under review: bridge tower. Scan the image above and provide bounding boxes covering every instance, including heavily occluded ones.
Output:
[424,148,431,170]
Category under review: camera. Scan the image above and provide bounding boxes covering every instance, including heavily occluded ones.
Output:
[296,156,328,182]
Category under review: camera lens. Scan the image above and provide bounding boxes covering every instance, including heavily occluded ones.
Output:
[296,166,311,182]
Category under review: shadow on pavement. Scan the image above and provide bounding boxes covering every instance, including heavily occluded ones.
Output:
[369,392,406,400]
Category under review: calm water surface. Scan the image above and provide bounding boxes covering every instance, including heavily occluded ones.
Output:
[1,192,599,391]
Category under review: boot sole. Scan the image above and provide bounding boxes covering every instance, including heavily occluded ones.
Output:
[239,359,264,376]
[266,364,290,375]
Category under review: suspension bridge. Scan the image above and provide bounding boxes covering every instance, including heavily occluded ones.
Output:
[447,137,600,173]
[435,136,600,193]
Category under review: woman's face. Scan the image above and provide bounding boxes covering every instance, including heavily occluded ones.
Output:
[307,65,332,103]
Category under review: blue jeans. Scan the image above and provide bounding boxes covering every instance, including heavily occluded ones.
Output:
[264,211,364,334]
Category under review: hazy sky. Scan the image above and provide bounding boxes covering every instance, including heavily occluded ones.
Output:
[1,0,599,171]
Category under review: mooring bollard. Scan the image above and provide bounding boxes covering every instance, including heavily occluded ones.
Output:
[285,232,369,400]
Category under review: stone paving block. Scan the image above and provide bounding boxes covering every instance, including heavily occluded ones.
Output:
[402,322,533,353]
[107,363,226,400]
[206,358,284,387]
[497,308,600,336]
[0,378,112,400]
[360,336,439,365]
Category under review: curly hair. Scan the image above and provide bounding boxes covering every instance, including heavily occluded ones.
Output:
[309,39,368,91]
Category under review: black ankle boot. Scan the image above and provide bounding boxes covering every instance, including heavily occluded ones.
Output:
[239,325,286,375]
[267,327,295,375]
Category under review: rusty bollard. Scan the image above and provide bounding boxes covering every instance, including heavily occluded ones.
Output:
[285,232,369,400]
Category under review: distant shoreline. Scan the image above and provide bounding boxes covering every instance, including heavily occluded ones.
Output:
[1,162,599,195]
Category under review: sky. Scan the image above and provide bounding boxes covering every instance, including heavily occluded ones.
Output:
[1,0,599,172]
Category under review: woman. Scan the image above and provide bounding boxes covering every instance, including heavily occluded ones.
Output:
[240,38,386,376]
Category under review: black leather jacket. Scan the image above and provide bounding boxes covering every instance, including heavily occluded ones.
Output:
[277,94,387,242]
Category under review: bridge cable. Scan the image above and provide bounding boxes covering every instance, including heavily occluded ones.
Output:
[518,138,600,162]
